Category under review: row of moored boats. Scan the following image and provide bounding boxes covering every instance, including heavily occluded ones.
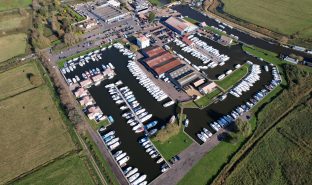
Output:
[101,130,148,185]
[138,137,170,173]
[105,82,153,133]
[127,61,175,107]
[229,63,261,98]
[198,65,282,143]
[113,43,136,59]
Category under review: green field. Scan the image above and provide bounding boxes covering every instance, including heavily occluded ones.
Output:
[148,0,162,6]
[178,134,245,185]
[0,62,42,100]
[0,13,29,32]
[216,64,249,90]
[194,89,222,108]
[14,154,95,185]
[89,119,111,130]
[0,0,32,11]
[0,33,27,62]
[222,0,312,39]
[152,128,193,160]
[0,86,75,183]
[225,104,312,185]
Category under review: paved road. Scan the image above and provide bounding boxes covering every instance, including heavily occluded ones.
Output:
[150,132,221,185]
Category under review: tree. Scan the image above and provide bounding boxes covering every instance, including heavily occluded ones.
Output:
[130,44,139,52]
[31,28,51,49]
[236,118,252,137]
[32,0,41,11]
[63,32,79,46]
[26,73,42,86]
[51,14,61,36]
[148,12,156,22]
[61,17,71,33]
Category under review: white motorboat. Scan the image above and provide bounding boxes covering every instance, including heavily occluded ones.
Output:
[126,168,138,178]
[129,173,140,183]
[118,156,129,166]
[131,175,147,185]
[116,152,127,161]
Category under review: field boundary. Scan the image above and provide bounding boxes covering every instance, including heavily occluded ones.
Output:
[5,150,77,185]
[276,127,312,154]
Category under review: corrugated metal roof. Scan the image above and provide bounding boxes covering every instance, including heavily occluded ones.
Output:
[153,59,182,76]
[144,52,174,68]
[142,46,165,58]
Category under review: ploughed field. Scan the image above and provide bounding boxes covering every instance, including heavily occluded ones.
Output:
[221,0,312,46]
[0,62,75,184]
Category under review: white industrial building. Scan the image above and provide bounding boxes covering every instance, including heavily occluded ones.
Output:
[137,35,150,49]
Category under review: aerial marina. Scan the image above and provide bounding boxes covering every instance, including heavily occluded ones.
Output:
[53,1,306,184]
[1,0,311,185]
[60,18,282,182]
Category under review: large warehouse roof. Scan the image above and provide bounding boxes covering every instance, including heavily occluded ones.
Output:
[153,59,182,76]
[144,52,174,68]
[142,46,165,58]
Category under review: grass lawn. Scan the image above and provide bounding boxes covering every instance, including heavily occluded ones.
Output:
[204,26,225,36]
[194,89,222,108]
[0,13,30,32]
[0,62,42,100]
[0,86,75,184]
[225,104,312,185]
[222,0,312,38]
[152,127,193,160]
[64,5,85,22]
[88,118,111,130]
[148,0,162,6]
[179,100,199,109]
[14,154,95,185]
[0,0,32,11]
[0,33,27,63]
[216,64,249,90]
[178,134,245,185]
[184,17,198,24]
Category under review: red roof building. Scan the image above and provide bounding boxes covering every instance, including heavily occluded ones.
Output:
[142,46,165,58]
[153,59,182,76]
[144,52,174,68]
